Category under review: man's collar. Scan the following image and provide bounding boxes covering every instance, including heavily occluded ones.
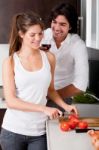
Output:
[61,33,71,45]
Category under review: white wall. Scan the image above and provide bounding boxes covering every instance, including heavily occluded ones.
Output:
[0,44,9,86]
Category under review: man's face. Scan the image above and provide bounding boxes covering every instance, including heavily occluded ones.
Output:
[51,15,71,42]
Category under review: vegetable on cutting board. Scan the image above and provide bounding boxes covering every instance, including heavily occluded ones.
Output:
[59,114,89,132]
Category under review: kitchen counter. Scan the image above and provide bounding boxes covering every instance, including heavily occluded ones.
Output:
[46,119,98,150]
[0,98,99,116]
[0,99,99,150]
[0,100,99,116]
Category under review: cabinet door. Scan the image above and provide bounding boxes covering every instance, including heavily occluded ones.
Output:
[0,109,6,150]
[0,0,80,43]
[0,109,6,131]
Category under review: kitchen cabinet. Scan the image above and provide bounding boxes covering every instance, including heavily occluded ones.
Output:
[0,109,6,131]
[89,60,99,98]
[0,109,6,150]
[0,0,80,43]
[46,119,98,150]
[0,99,6,149]
[86,0,99,49]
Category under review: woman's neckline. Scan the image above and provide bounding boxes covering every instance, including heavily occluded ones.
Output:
[15,51,44,73]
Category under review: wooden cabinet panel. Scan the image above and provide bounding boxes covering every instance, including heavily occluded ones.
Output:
[0,0,80,43]
[0,109,6,131]
[0,109,6,150]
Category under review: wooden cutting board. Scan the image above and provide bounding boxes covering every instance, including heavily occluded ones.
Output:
[59,117,99,127]
[80,117,99,127]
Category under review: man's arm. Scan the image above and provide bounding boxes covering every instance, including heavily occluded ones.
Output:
[57,84,83,99]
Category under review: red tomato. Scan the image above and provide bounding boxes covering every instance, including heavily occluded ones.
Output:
[68,118,79,129]
[68,120,77,129]
[71,118,79,125]
[68,114,79,120]
[78,121,88,129]
[60,122,70,132]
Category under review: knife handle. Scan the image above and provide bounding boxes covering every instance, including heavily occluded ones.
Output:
[75,128,97,133]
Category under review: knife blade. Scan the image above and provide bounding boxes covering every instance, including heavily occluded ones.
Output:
[75,128,99,133]
[58,112,68,122]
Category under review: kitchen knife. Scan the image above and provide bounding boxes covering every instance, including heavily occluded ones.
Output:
[58,112,68,122]
[75,128,99,133]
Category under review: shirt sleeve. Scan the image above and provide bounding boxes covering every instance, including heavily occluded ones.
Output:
[72,40,89,91]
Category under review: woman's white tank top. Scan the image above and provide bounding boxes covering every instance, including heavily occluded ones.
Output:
[2,51,51,136]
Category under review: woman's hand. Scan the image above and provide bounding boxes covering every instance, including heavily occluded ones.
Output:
[65,105,78,115]
[44,106,62,120]
[88,130,99,150]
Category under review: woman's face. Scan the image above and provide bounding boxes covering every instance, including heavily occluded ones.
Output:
[51,15,71,42]
[20,24,44,49]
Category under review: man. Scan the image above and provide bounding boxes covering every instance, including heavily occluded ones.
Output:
[41,2,89,109]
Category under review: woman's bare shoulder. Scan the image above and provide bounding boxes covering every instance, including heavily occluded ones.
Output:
[3,56,13,68]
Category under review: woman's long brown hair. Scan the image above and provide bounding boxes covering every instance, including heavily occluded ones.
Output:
[9,11,44,56]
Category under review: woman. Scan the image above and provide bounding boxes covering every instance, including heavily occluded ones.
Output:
[0,11,77,150]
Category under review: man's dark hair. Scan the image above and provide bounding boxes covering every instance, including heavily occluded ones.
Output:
[49,2,78,33]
